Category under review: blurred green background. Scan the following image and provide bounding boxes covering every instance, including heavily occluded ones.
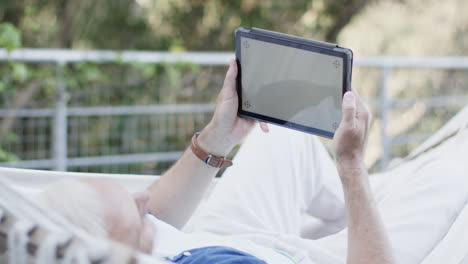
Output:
[0,0,467,174]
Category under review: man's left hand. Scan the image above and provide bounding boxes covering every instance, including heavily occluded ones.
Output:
[198,59,268,156]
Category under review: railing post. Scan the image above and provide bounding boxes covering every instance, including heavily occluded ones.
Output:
[380,66,392,170]
[53,61,68,171]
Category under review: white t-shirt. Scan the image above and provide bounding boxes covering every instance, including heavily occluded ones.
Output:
[147,214,296,264]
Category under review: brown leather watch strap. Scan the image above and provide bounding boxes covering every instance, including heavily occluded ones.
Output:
[190,132,233,169]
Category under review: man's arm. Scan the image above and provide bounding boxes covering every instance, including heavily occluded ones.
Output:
[146,60,267,229]
[333,91,395,264]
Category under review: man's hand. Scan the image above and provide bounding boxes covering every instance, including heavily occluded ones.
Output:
[333,90,371,174]
[198,59,268,156]
[332,90,395,264]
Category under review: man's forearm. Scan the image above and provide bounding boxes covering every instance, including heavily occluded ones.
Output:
[146,127,231,229]
[338,162,395,264]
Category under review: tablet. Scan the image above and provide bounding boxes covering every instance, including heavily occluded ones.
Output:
[235,27,353,138]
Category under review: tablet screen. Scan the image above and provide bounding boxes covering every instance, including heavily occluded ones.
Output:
[240,36,344,135]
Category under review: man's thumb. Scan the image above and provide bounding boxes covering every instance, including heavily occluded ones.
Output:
[223,59,237,90]
[342,91,356,127]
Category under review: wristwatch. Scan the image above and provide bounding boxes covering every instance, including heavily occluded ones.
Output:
[190,132,233,169]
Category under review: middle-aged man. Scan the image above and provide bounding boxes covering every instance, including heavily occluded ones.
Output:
[40,59,468,264]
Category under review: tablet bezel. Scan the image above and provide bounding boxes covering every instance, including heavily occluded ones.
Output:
[235,27,352,138]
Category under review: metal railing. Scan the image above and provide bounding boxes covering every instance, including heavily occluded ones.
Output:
[0,49,467,172]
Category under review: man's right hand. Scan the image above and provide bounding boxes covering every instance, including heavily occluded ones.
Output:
[332,90,371,178]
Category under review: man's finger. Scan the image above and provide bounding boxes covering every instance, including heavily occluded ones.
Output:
[353,90,366,112]
[133,191,151,217]
[352,90,371,123]
[342,91,356,128]
[222,59,237,92]
[259,122,269,133]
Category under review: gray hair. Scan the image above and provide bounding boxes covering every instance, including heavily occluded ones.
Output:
[37,179,108,237]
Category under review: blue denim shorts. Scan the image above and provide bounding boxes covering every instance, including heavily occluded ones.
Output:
[165,246,268,264]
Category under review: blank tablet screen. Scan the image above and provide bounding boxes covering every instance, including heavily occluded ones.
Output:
[240,36,344,135]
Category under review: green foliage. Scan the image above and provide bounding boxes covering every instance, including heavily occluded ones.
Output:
[0,148,18,162]
[73,62,110,83]
[130,62,156,79]
[0,23,21,52]
[11,63,29,82]
[0,131,19,162]
[0,0,370,50]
